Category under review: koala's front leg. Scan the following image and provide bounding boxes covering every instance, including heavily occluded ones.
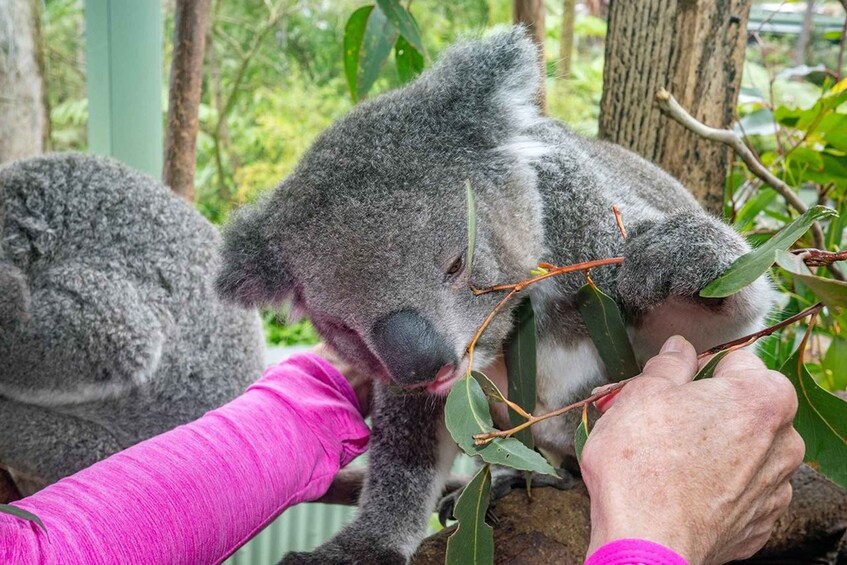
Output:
[617,212,775,356]
[281,384,456,565]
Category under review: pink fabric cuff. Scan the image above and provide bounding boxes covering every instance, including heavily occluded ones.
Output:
[585,538,689,565]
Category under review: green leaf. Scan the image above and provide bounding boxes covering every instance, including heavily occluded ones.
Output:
[693,350,730,381]
[394,35,423,83]
[445,375,557,476]
[780,349,847,490]
[775,250,847,311]
[375,0,424,54]
[733,188,776,231]
[576,283,640,382]
[471,370,508,404]
[823,337,847,392]
[0,504,47,535]
[357,4,398,100]
[466,180,476,279]
[446,464,493,565]
[701,206,838,298]
[342,5,373,102]
[573,405,590,463]
[504,297,537,449]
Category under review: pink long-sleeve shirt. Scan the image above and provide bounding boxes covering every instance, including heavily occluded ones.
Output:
[1,353,687,565]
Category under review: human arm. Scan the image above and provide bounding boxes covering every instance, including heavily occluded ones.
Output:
[582,336,804,565]
[0,353,370,565]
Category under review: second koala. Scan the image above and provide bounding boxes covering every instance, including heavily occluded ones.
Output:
[218,28,774,564]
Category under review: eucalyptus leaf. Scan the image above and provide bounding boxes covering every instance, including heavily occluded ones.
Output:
[775,250,847,311]
[375,0,425,54]
[394,35,423,83]
[0,504,47,535]
[466,180,476,279]
[823,336,847,392]
[701,206,837,298]
[446,464,493,565]
[576,283,640,381]
[445,375,557,476]
[342,6,372,102]
[781,348,847,489]
[471,370,507,404]
[357,5,398,100]
[504,297,537,449]
[693,350,730,381]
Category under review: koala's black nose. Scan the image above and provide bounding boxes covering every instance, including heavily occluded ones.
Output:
[372,309,456,386]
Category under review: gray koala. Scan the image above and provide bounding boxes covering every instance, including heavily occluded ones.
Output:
[217,28,773,564]
[0,152,264,496]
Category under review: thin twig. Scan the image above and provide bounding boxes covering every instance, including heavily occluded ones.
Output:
[698,302,823,358]
[471,257,624,296]
[655,88,843,281]
[612,205,627,239]
[793,248,847,266]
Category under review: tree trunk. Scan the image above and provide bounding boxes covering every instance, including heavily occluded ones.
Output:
[599,0,751,214]
[557,0,576,79]
[0,0,48,164]
[163,0,211,202]
[794,1,816,66]
[513,0,547,113]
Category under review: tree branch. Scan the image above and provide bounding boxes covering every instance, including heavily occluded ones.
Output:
[655,88,844,281]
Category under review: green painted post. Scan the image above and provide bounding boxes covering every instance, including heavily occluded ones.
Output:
[85,0,163,177]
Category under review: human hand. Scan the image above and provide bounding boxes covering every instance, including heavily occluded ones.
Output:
[310,342,373,417]
[581,336,804,564]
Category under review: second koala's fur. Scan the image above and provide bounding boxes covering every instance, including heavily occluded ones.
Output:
[0,153,264,495]
[218,28,774,564]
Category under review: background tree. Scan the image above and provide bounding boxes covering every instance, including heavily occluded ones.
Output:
[599,0,752,214]
[164,0,212,202]
[512,0,546,112]
[0,0,48,163]
[557,0,576,79]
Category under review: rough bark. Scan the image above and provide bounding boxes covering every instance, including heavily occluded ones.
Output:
[557,0,576,79]
[163,0,211,202]
[599,0,751,214]
[513,0,547,113]
[413,466,847,564]
[0,0,47,163]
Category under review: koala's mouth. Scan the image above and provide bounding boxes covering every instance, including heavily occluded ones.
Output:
[424,364,462,395]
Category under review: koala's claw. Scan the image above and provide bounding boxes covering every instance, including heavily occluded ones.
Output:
[438,467,578,527]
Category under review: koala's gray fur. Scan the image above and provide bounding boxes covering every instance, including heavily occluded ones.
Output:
[0,153,264,494]
[217,28,774,564]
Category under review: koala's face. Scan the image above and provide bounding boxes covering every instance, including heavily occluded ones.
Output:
[218,29,546,393]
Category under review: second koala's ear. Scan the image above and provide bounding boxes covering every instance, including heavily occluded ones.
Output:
[216,200,294,307]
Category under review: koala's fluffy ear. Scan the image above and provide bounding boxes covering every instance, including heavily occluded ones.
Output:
[418,25,542,139]
[216,201,294,307]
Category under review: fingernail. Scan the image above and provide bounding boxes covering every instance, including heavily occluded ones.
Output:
[661,335,687,354]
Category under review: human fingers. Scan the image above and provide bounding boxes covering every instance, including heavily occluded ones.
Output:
[637,335,699,386]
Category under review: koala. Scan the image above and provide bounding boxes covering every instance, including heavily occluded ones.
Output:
[0,153,264,497]
[217,28,774,565]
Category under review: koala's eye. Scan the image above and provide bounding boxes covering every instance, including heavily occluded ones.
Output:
[445,254,464,278]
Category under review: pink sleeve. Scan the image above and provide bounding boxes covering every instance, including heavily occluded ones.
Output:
[585,539,688,565]
[1,353,370,565]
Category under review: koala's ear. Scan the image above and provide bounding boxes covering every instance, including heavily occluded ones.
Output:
[216,200,294,307]
[419,26,542,137]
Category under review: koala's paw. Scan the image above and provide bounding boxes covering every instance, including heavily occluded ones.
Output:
[438,467,578,526]
[618,213,749,313]
[279,539,406,565]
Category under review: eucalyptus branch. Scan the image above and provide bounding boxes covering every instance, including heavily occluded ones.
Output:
[655,89,844,281]
[473,301,824,446]
[793,248,847,267]
[471,257,624,296]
